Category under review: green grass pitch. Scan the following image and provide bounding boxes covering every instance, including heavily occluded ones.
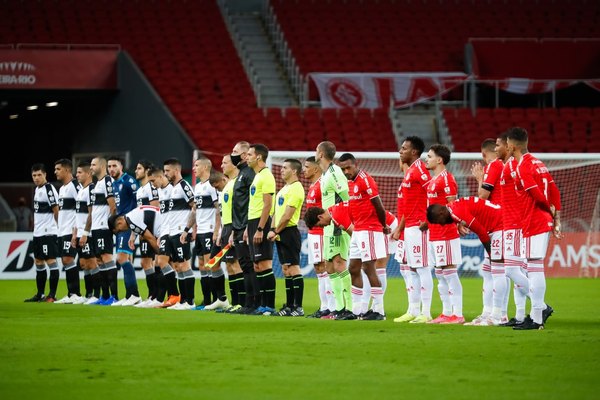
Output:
[1,278,599,400]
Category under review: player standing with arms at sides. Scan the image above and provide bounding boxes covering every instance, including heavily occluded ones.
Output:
[302,156,335,318]
[210,155,244,312]
[148,167,180,308]
[132,160,160,307]
[424,145,464,324]
[246,143,277,315]
[470,138,509,324]
[268,159,306,317]
[163,158,196,310]
[72,161,101,304]
[229,141,258,314]
[82,156,119,305]
[337,153,388,320]
[394,136,433,323]
[507,127,561,330]
[315,141,352,319]
[107,156,141,306]
[53,159,82,304]
[496,132,529,326]
[25,163,60,303]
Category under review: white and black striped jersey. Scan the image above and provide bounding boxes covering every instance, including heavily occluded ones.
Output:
[194,179,218,234]
[75,182,94,238]
[57,178,79,237]
[33,182,59,237]
[136,181,159,206]
[91,175,114,230]
[168,178,194,236]
[158,183,173,238]
[125,205,163,238]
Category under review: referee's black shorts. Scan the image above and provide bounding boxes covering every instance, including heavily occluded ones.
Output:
[275,226,301,266]
[247,217,273,262]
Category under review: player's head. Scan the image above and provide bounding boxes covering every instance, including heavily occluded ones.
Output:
[426,144,451,171]
[480,138,497,163]
[148,165,168,188]
[426,204,453,225]
[107,214,127,233]
[506,127,528,154]
[194,158,212,177]
[303,206,332,229]
[135,159,154,181]
[221,154,237,177]
[53,158,73,182]
[282,159,302,183]
[316,141,336,163]
[31,163,47,186]
[107,156,125,179]
[400,136,425,164]
[302,156,321,181]
[231,141,250,166]
[248,143,269,169]
[163,157,182,183]
[337,153,358,180]
[496,131,510,160]
[76,160,92,184]
[209,169,227,191]
[91,156,107,178]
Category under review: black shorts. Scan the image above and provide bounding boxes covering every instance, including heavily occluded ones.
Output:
[169,233,191,263]
[275,226,301,266]
[158,234,172,257]
[139,239,156,258]
[58,234,77,258]
[194,232,213,256]
[233,228,250,261]
[91,229,114,256]
[247,217,273,262]
[33,235,59,260]
[76,237,94,259]
[221,224,237,262]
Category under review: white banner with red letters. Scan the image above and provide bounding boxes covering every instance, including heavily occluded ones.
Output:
[310,72,469,109]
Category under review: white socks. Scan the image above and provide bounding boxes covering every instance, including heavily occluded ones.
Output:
[435,269,452,316]
[527,259,547,324]
[491,261,507,319]
[445,268,463,317]
[481,258,493,316]
[408,270,421,316]
[416,267,433,318]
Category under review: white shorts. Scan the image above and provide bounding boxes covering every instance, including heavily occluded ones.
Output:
[387,218,398,255]
[490,230,503,261]
[503,229,522,258]
[429,238,462,267]
[522,231,550,260]
[307,233,324,265]
[349,230,388,262]
[404,226,432,268]
[394,240,406,264]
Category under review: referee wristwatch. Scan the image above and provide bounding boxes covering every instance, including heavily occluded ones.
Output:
[257,226,264,232]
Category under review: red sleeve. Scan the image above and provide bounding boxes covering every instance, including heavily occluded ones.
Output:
[548,181,561,211]
[526,185,552,214]
[468,219,491,243]
[363,173,379,199]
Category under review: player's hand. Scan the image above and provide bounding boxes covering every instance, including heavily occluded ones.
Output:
[180,231,188,244]
[418,221,428,232]
[243,229,248,243]
[553,219,563,239]
[471,162,484,180]
[80,235,88,246]
[267,231,277,242]
[383,225,391,235]
[253,230,263,245]
[391,226,401,240]
[128,238,136,250]
[458,224,470,236]
[228,234,234,247]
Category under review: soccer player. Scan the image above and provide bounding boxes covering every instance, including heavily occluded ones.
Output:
[72,161,101,304]
[246,143,277,315]
[394,136,433,324]
[470,138,509,324]
[210,155,244,313]
[315,141,352,320]
[81,156,119,305]
[132,159,161,308]
[507,127,561,330]
[337,153,388,320]
[53,158,82,304]
[108,206,163,255]
[268,159,306,317]
[302,156,334,318]
[107,156,141,306]
[230,141,258,314]
[24,163,60,303]
[424,145,464,324]
[148,166,180,308]
[164,158,196,310]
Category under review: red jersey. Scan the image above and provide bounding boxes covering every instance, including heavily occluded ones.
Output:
[427,170,459,241]
[348,170,383,232]
[401,159,431,228]
[482,158,503,205]
[306,178,323,235]
[500,157,522,230]
[449,197,502,243]
[386,211,396,227]
[328,202,352,233]
[516,153,561,237]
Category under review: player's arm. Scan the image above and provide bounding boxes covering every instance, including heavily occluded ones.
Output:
[254,192,273,245]
[392,215,405,240]
[141,229,160,252]
[548,180,563,238]
[107,196,117,216]
[181,203,197,243]
[268,204,296,242]
[371,195,389,233]
[213,199,221,242]
[128,231,137,250]
[520,166,552,214]
[80,206,93,246]
[466,218,491,254]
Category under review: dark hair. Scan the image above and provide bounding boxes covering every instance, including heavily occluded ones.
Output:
[250,143,269,162]
[429,144,451,165]
[107,214,121,233]
[426,204,449,224]
[107,155,125,165]
[31,163,46,173]
[54,158,73,170]
[498,131,509,143]
[318,141,336,160]
[337,153,356,163]
[284,159,302,177]
[77,160,91,169]
[148,165,163,175]
[303,206,325,230]
[209,169,224,186]
[404,136,425,155]
[163,158,181,167]
[481,138,496,152]
[137,159,154,171]
[305,156,317,163]
[506,127,528,143]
